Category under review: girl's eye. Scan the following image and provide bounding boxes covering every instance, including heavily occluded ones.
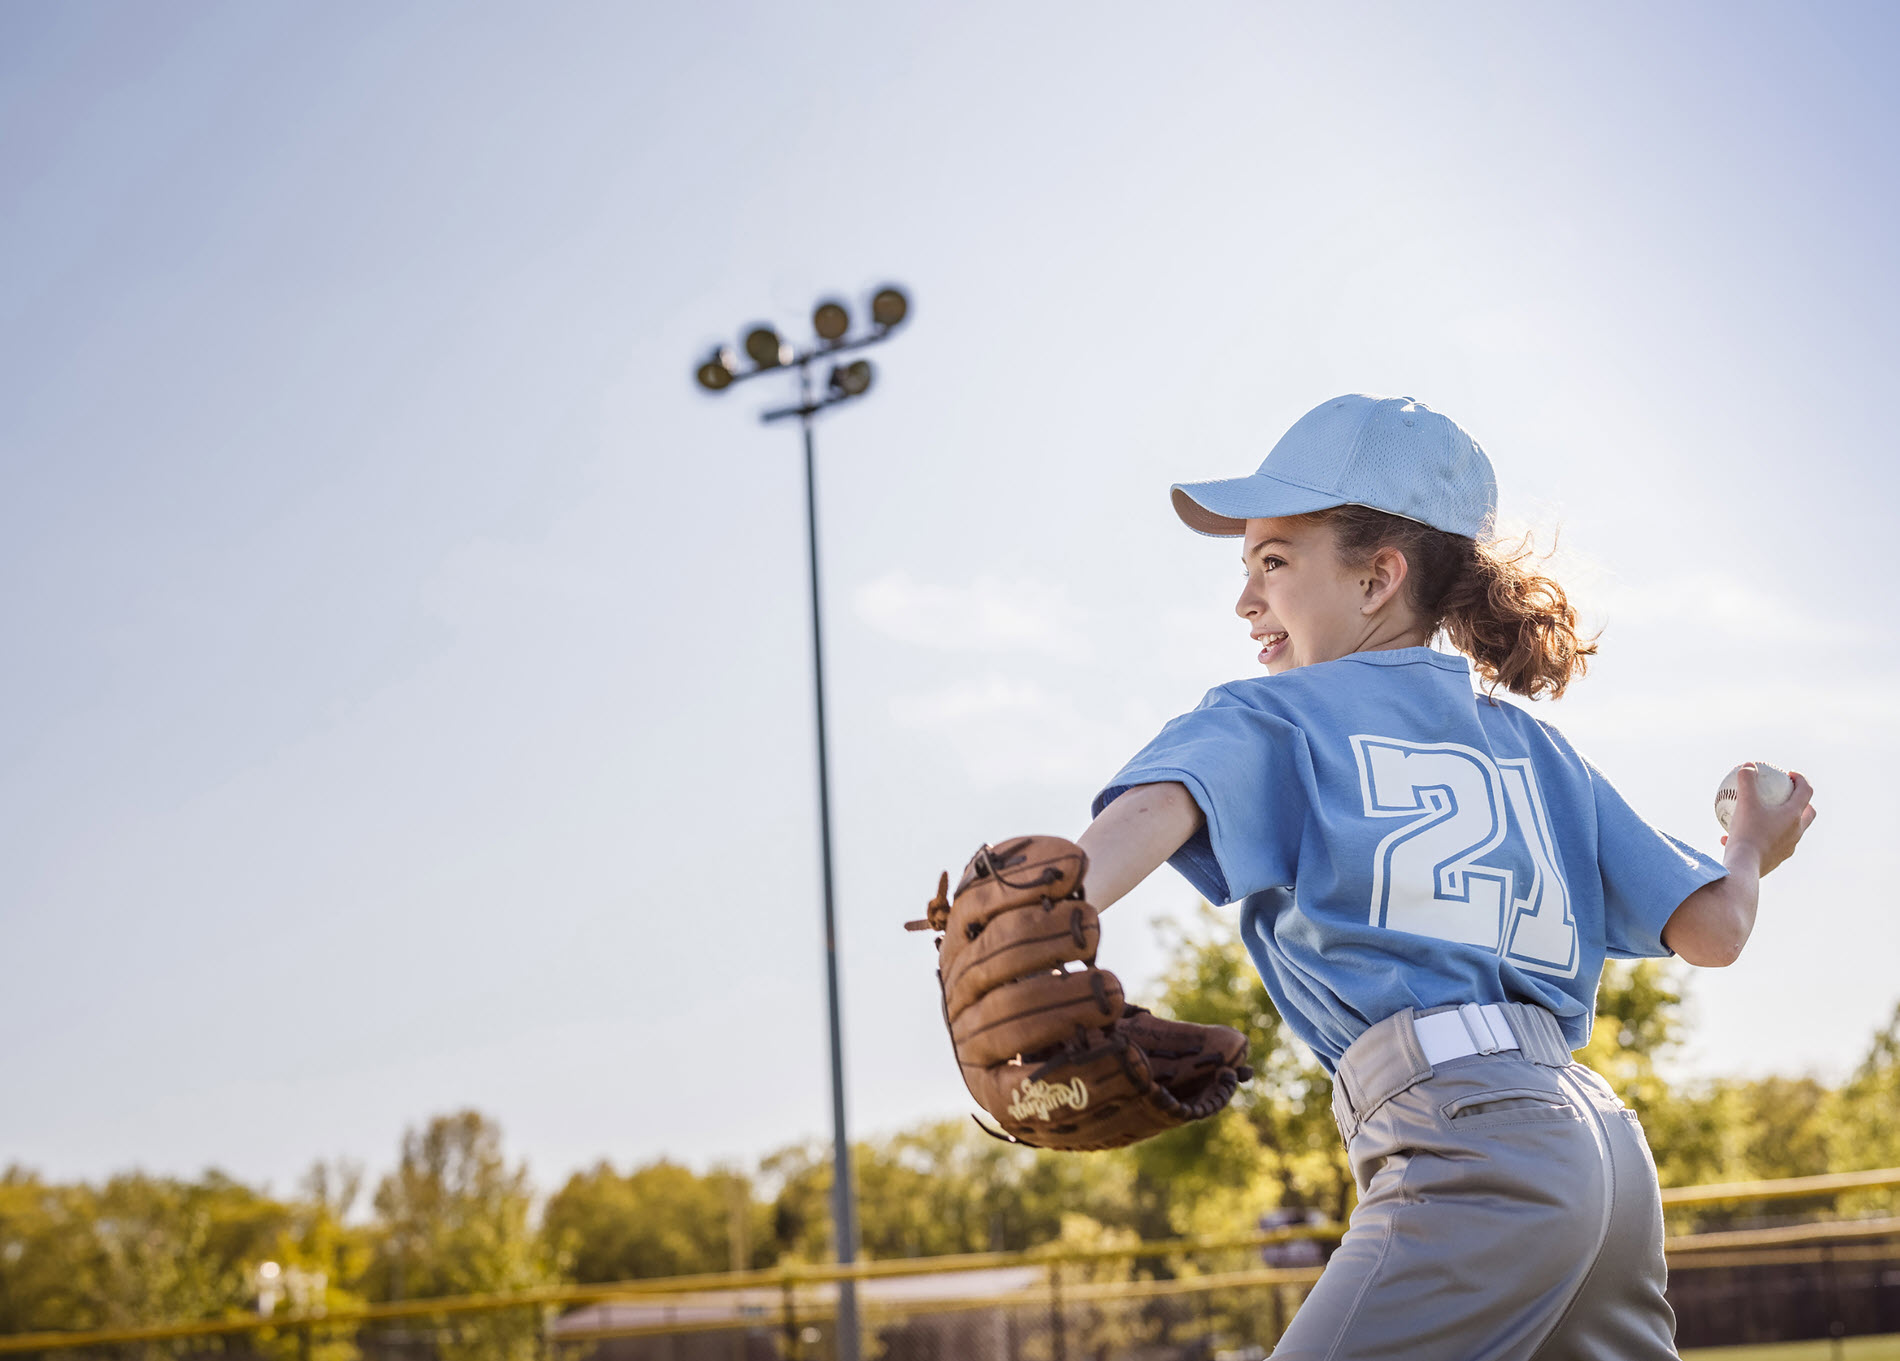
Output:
[1261,556,1285,572]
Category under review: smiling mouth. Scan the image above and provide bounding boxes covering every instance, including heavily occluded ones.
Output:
[1255,631,1288,663]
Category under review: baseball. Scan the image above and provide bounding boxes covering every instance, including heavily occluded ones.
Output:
[1714,762,1794,833]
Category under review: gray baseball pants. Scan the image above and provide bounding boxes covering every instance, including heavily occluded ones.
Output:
[1272,1002,1677,1361]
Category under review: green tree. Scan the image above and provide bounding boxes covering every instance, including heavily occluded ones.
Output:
[0,1169,83,1334]
[1575,960,1722,1187]
[759,1140,834,1263]
[1836,1001,1900,1165]
[0,1167,297,1333]
[859,1120,1138,1258]
[1832,1000,1900,1216]
[0,1160,371,1358]
[1145,903,1350,1230]
[542,1160,765,1281]
[760,1125,1140,1263]
[1734,1076,1836,1179]
[1580,960,1685,1100]
[848,1127,1022,1259]
[366,1111,558,1361]
[253,1160,374,1361]
[1579,966,1875,1222]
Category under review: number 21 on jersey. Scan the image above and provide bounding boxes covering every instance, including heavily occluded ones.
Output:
[1349,735,1579,978]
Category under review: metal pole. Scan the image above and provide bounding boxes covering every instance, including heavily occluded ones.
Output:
[798,380,861,1361]
[1049,1263,1066,1361]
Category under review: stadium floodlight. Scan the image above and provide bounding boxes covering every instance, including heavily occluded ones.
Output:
[687,282,910,1361]
[744,325,785,369]
[830,359,873,397]
[813,299,850,342]
[869,286,909,331]
[695,348,736,391]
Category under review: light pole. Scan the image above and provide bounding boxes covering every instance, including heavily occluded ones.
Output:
[693,285,911,1361]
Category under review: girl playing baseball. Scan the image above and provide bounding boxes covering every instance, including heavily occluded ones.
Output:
[1078,394,1817,1359]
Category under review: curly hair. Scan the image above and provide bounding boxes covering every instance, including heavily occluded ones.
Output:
[1305,504,1598,700]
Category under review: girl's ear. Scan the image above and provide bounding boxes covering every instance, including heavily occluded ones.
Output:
[1361,546,1411,614]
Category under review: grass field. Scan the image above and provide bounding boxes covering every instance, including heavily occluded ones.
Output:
[1682,1337,1900,1360]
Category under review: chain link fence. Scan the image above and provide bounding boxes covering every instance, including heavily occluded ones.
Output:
[7,1171,1900,1361]
[547,1254,1329,1361]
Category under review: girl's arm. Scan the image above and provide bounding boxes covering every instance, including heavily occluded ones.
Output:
[1662,768,1817,967]
[1076,781,1204,910]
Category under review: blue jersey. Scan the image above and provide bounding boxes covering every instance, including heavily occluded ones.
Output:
[1093,646,1725,1072]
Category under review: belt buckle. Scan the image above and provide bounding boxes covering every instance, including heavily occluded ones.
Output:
[1458,1002,1502,1055]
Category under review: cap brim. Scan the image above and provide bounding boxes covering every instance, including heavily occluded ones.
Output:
[1170,474,1347,538]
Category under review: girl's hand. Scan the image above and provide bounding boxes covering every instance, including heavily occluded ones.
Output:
[1721,765,1818,876]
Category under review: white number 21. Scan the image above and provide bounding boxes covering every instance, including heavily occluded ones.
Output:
[1349,735,1578,978]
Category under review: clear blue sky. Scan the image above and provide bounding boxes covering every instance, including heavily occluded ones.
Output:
[2,2,1895,1194]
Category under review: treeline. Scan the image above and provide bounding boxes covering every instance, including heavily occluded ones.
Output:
[4,907,1898,1345]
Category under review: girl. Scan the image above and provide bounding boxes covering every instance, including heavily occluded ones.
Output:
[1076,394,1816,1360]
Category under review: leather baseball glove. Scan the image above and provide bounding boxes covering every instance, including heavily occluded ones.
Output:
[905,834,1252,1151]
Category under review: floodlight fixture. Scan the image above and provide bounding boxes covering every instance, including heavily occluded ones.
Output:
[830,359,873,397]
[813,299,851,342]
[744,326,785,369]
[695,348,736,392]
[870,286,909,330]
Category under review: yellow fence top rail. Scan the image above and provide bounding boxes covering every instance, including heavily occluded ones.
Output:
[1664,1215,1900,1254]
[1658,1166,1900,1207]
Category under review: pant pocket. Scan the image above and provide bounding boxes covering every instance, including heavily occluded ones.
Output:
[1440,1085,1580,1127]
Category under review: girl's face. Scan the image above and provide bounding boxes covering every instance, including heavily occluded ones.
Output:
[1234,515,1424,674]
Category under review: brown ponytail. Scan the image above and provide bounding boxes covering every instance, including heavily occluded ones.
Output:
[1307,505,1598,700]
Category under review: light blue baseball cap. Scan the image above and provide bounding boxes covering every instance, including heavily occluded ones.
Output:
[1171,394,1498,540]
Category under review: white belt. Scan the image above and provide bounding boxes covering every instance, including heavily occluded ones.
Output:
[1414,1003,1521,1066]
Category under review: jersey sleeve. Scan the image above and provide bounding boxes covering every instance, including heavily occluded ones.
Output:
[1091,686,1311,906]
[1586,757,1728,958]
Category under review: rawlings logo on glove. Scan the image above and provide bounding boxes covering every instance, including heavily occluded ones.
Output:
[905,835,1253,1151]
[1009,1076,1091,1122]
